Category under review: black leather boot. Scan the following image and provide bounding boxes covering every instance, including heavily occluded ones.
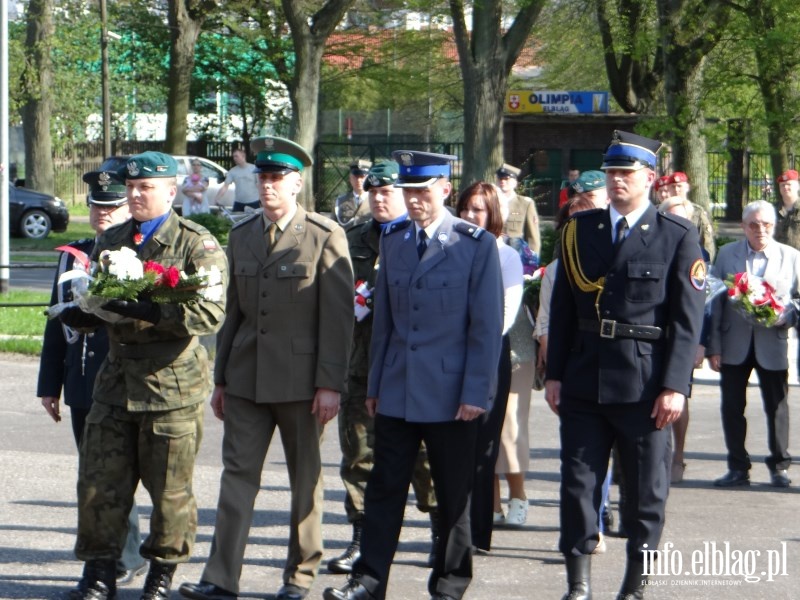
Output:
[328,520,363,574]
[139,561,176,600]
[323,577,376,600]
[561,555,591,600]
[68,559,117,600]
[615,560,646,600]
[427,510,441,568]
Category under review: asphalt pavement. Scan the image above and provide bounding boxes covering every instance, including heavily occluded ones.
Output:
[0,343,798,600]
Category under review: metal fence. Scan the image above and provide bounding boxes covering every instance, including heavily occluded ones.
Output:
[41,142,798,220]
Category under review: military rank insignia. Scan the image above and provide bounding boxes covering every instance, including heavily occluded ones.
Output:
[690,258,707,291]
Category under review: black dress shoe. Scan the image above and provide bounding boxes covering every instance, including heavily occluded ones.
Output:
[178,581,237,600]
[116,562,147,586]
[713,470,750,487]
[322,579,375,600]
[276,584,309,600]
[770,469,791,488]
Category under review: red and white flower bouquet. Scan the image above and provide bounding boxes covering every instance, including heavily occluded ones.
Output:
[47,246,223,322]
[724,272,787,328]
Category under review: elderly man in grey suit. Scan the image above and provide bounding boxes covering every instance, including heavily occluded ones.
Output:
[707,200,800,489]
[324,151,504,600]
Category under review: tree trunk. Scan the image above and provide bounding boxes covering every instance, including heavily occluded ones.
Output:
[664,57,710,210]
[281,0,355,210]
[165,0,209,154]
[450,0,544,189]
[460,67,506,188]
[749,1,792,178]
[288,38,325,209]
[658,0,730,212]
[22,0,54,194]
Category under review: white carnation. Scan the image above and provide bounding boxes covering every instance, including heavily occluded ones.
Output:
[101,247,144,280]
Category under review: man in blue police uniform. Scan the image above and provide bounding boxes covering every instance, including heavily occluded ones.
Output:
[323,151,504,600]
[546,131,706,600]
[38,170,147,586]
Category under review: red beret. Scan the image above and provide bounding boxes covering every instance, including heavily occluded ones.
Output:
[777,169,799,183]
[654,175,671,191]
[670,172,689,184]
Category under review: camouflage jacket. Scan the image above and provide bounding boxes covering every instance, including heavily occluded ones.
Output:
[91,212,228,411]
[775,203,800,251]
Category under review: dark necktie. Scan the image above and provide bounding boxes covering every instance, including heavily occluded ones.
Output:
[614,217,629,251]
[417,230,428,260]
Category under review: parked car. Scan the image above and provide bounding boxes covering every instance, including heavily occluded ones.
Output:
[96,155,236,214]
[8,184,69,239]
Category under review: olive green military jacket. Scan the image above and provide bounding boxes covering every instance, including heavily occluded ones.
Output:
[691,202,716,263]
[215,205,354,403]
[346,218,382,380]
[503,193,541,254]
[775,203,800,251]
[91,211,229,411]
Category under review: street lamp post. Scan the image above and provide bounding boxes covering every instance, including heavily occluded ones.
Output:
[100,0,111,157]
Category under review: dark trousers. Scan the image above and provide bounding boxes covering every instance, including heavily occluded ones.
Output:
[355,415,479,600]
[720,344,791,472]
[559,395,670,561]
[471,335,511,551]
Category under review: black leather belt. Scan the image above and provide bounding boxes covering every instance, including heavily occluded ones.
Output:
[579,319,663,340]
[109,337,198,359]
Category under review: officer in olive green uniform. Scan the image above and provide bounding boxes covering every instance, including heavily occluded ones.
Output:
[329,161,438,576]
[59,152,228,600]
[773,168,800,377]
[496,163,541,254]
[334,159,372,229]
[774,169,800,249]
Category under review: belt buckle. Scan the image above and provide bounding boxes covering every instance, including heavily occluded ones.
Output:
[600,319,616,339]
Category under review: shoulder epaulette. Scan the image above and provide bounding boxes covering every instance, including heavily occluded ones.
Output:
[231,212,262,231]
[306,211,338,232]
[454,221,486,240]
[180,218,209,234]
[383,219,412,235]
[572,207,605,221]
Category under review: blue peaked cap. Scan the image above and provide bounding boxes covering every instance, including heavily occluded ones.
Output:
[392,150,458,188]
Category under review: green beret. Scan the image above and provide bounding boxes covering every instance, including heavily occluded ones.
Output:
[363,161,399,190]
[572,170,606,193]
[120,151,178,179]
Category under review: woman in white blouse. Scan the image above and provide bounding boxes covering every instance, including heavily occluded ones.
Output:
[456,181,523,551]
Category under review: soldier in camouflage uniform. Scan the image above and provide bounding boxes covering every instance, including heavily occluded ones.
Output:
[58,152,228,600]
[328,161,438,576]
[773,169,800,377]
[774,169,800,248]
[667,172,716,262]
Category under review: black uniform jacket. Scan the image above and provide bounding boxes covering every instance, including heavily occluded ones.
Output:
[546,205,705,403]
[37,239,109,409]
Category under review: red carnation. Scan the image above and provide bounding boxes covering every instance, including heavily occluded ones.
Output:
[163,266,180,288]
[144,261,166,275]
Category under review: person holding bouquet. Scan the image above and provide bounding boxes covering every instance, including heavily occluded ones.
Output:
[58,151,228,600]
[707,200,800,489]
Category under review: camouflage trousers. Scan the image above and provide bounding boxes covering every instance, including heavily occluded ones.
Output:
[75,401,204,564]
[338,376,437,522]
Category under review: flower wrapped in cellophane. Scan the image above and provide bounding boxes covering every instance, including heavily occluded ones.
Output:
[723,271,791,328]
[46,246,224,321]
